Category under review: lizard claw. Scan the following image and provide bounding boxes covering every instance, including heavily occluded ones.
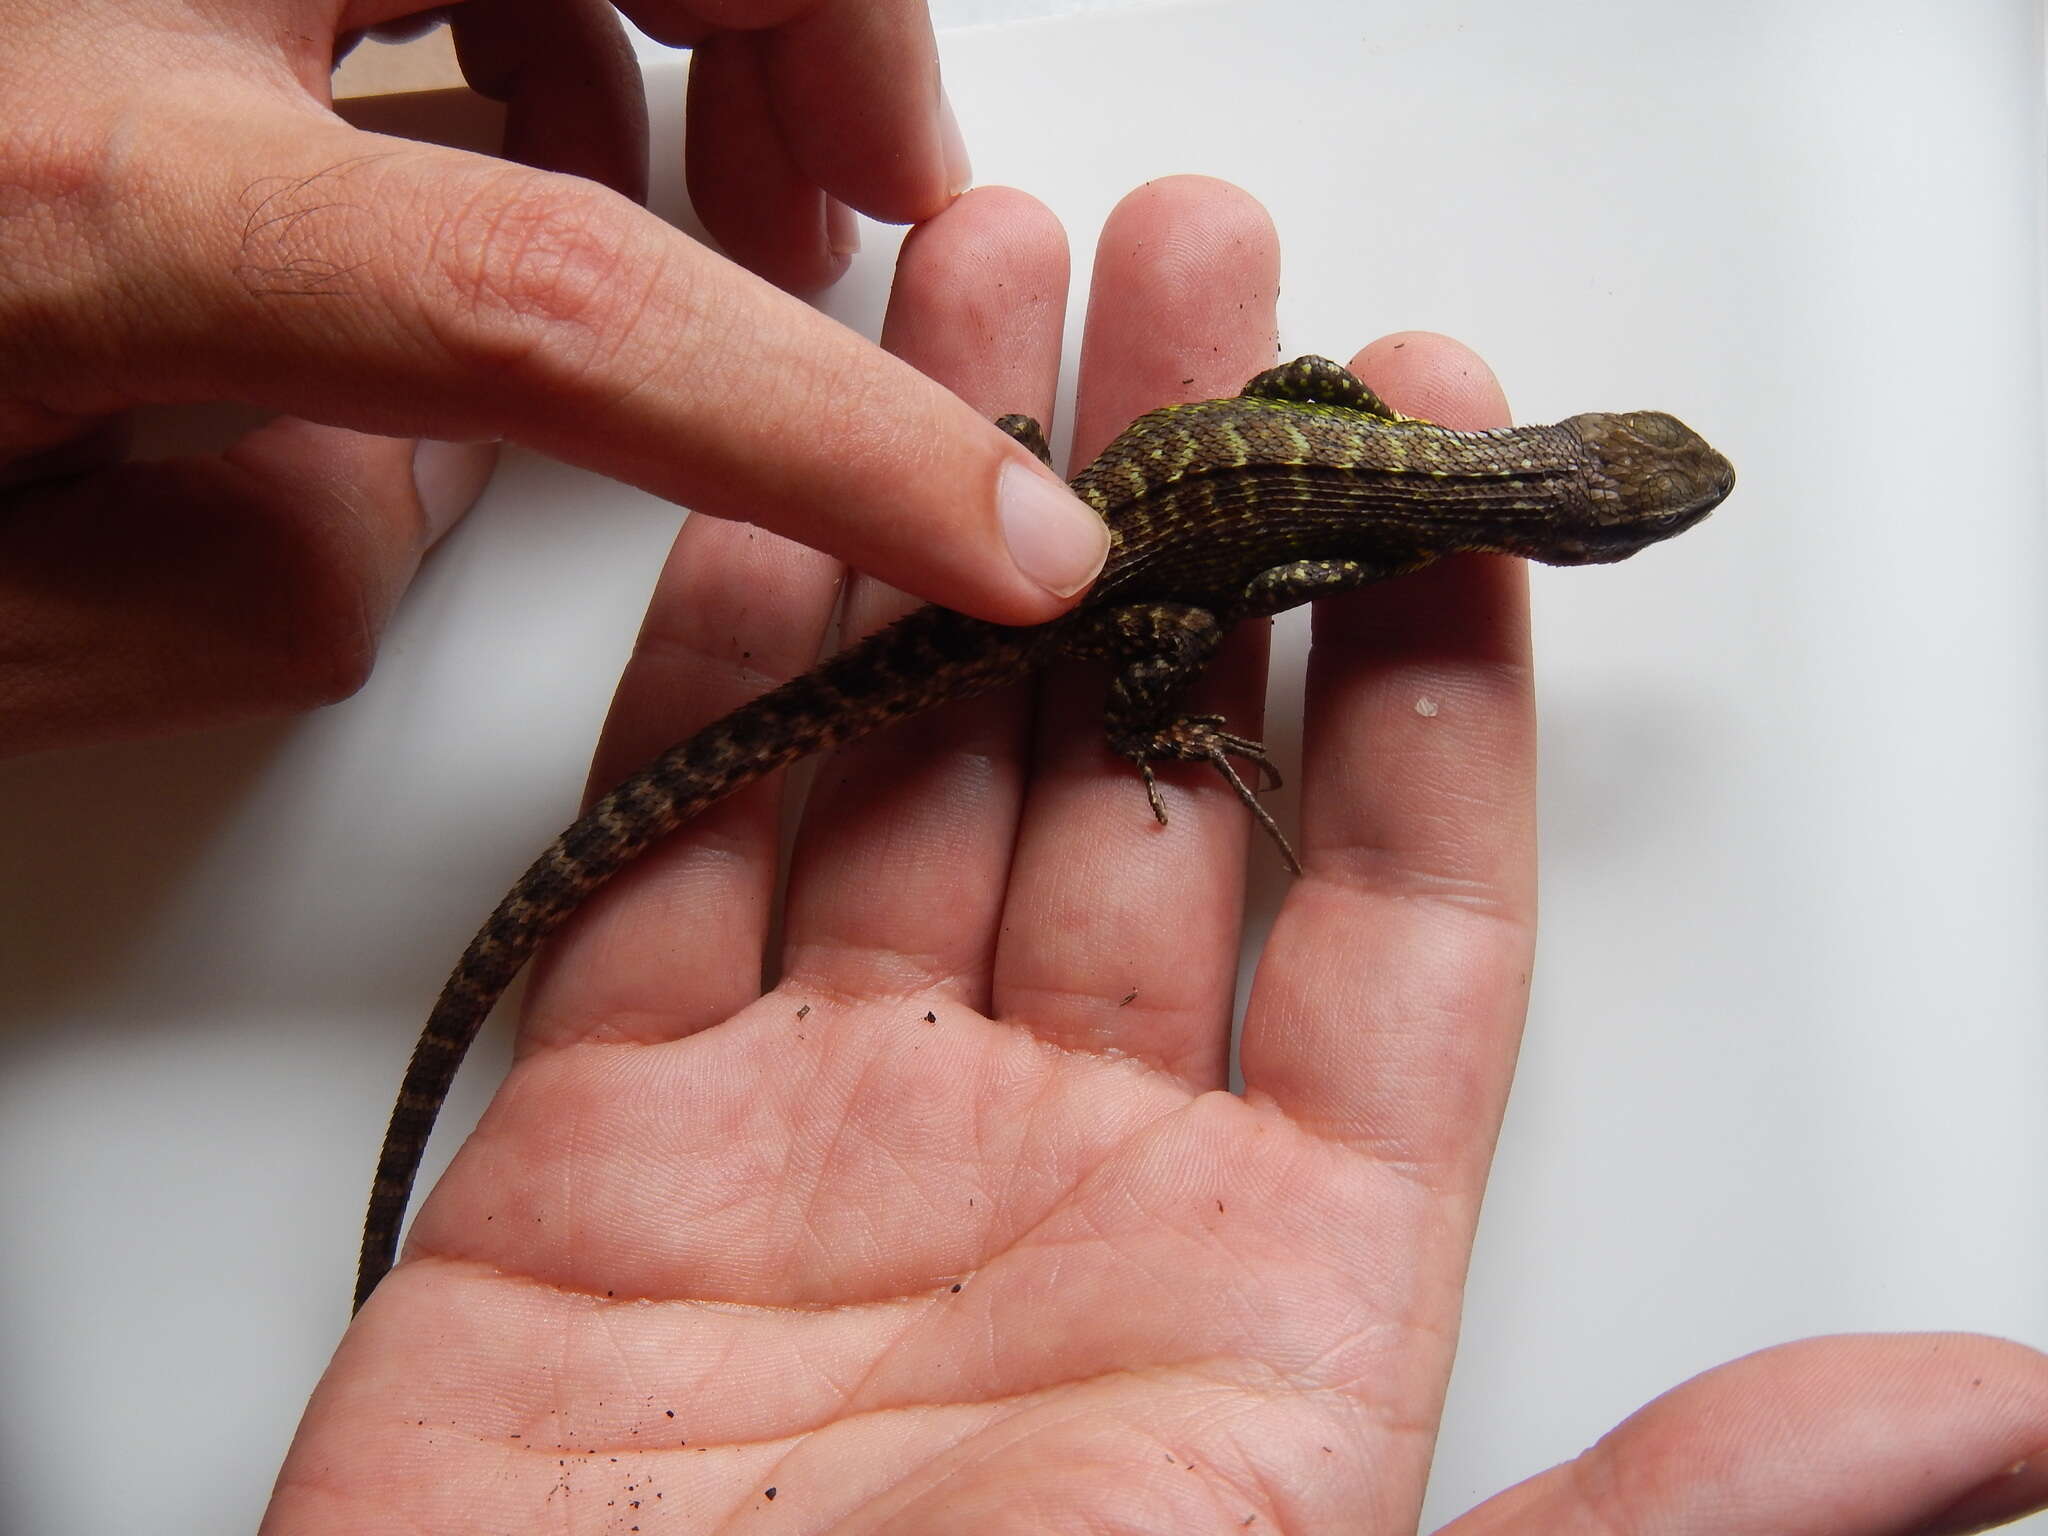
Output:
[1174,715,1284,793]
[1139,761,1169,825]
[1120,716,1299,871]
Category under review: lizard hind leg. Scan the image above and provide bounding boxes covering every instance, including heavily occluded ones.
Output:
[995,413,1054,467]
[1239,354,1407,422]
[1123,713,1300,875]
[1079,599,1301,872]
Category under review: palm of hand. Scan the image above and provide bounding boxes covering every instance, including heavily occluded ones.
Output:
[352,992,1436,1531]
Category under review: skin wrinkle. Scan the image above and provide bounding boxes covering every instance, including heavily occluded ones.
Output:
[414,1252,934,1327]
[976,1032,1075,1227]
[1567,1438,1682,1536]
[525,962,778,1050]
[305,469,383,676]
[1303,848,1533,920]
[453,178,623,338]
[787,1041,907,1284]
[994,984,1222,1077]
[1236,985,1511,1193]
[843,1374,1203,1526]
[413,161,639,387]
[781,939,981,1004]
[761,1280,990,1452]
[1348,1125,1498,1206]
[2,136,128,393]
[382,1259,1381,1528]
[807,356,959,500]
[629,1320,1283,1459]
[403,1271,1329,1462]
[591,1304,654,1426]
[558,233,684,417]
[608,627,796,725]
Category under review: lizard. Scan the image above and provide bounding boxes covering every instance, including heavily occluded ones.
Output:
[355,353,1734,1312]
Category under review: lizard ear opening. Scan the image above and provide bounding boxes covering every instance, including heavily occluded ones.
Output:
[1238,355,1407,422]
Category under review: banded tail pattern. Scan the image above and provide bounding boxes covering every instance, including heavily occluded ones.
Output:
[355,604,1049,1311]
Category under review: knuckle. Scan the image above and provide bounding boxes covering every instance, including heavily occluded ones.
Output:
[0,109,102,223]
[256,519,383,712]
[0,106,120,377]
[272,599,378,709]
[178,468,386,712]
[210,577,379,717]
[422,172,662,391]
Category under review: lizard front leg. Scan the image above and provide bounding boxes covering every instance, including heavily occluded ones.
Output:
[1070,601,1298,872]
[1072,560,1427,871]
[1237,555,1425,619]
[1238,354,1409,421]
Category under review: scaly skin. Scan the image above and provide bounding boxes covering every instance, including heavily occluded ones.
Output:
[355,355,1734,1312]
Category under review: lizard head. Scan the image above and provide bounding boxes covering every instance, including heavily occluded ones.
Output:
[1542,410,1735,564]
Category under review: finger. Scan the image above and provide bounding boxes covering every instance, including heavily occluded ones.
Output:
[603,0,711,46]
[683,29,858,293]
[523,203,1064,1055]
[518,511,846,1050]
[777,186,1068,1010]
[1239,332,1528,1186]
[0,419,494,755]
[991,176,1280,1085]
[756,0,968,222]
[1442,1333,2048,1536]
[398,503,845,1307]
[637,0,968,222]
[449,0,650,201]
[0,412,131,491]
[8,100,1102,624]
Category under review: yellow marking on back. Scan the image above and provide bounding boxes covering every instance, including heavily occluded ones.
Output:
[1277,417,1314,466]
[1214,419,1249,468]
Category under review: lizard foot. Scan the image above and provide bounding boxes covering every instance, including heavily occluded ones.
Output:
[1123,716,1299,874]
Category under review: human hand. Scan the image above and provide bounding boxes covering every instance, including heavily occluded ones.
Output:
[1,1,1103,755]
[265,178,2048,1533]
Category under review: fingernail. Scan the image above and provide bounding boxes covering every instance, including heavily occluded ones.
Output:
[826,196,861,260]
[1915,1451,2048,1535]
[936,85,972,197]
[998,457,1106,599]
[412,438,500,544]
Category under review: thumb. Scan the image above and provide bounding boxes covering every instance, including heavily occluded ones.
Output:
[1442,1333,2048,1536]
[8,93,1105,622]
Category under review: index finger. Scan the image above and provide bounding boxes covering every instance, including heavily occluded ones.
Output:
[6,93,1102,622]
[1239,333,1534,1198]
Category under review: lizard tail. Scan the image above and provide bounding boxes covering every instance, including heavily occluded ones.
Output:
[353,604,1045,1313]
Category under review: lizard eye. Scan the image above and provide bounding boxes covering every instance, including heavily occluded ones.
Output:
[1619,411,1689,448]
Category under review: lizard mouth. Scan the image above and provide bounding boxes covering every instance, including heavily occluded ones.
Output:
[1544,496,1722,564]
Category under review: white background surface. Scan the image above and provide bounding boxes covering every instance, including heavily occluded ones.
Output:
[3,1,2046,1531]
